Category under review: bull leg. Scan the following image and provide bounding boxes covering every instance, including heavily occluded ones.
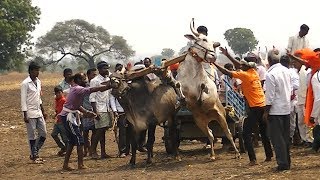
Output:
[194,118,216,160]
[175,82,186,106]
[166,76,185,102]
[215,110,241,159]
[129,124,137,168]
[146,124,156,164]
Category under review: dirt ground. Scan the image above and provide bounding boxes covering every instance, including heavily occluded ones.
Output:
[0,72,319,180]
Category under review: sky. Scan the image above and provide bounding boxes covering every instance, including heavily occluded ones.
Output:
[31,0,320,60]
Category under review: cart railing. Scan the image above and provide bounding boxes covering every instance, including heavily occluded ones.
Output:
[223,76,247,119]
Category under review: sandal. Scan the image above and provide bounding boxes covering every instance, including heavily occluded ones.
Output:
[33,158,44,164]
[78,165,88,170]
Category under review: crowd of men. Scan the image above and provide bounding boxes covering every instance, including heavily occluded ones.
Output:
[20,23,320,172]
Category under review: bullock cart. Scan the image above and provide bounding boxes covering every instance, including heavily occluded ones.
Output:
[122,55,246,155]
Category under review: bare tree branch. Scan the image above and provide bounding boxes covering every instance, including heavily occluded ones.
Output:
[92,45,113,59]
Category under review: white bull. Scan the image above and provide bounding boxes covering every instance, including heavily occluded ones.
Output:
[176,19,240,160]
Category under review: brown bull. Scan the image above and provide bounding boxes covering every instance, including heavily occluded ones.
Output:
[110,74,179,167]
[175,18,241,160]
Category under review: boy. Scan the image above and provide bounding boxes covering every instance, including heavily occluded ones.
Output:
[51,86,68,156]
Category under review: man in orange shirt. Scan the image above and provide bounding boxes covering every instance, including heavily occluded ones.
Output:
[213,49,273,166]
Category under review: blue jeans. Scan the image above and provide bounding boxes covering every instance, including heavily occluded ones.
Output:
[51,122,68,150]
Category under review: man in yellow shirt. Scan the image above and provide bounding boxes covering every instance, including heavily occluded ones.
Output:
[213,49,273,166]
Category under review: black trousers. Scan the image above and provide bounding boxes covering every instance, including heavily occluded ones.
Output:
[117,113,131,154]
[268,115,291,168]
[243,106,273,161]
[312,125,320,151]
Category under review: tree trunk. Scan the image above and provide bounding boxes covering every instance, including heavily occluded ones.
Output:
[88,58,95,68]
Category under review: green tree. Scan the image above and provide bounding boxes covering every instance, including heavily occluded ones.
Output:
[35,19,135,68]
[0,0,40,70]
[224,28,259,57]
[161,48,175,59]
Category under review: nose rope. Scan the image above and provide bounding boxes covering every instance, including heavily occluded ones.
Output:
[188,47,214,64]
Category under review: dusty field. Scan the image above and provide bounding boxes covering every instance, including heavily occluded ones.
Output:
[0,72,319,180]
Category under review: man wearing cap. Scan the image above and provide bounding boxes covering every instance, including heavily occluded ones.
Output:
[263,48,292,171]
[21,61,47,163]
[213,48,273,166]
[291,56,313,147]
[289,48,320,152]
[90,61,113,159]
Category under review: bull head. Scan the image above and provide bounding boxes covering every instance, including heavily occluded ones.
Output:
[185,18,220,63]
[110,73,131,98]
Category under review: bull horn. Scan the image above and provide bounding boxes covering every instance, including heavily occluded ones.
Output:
[190,18,199,37]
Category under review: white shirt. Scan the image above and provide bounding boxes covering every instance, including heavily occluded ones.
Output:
[297,66,311,105]
[287,34,309,53]
[310,71,320,123]
[289,68,299,111]
[89,74,111,112]
[109,94,124,113]
[21,76,43,118]
[265,63,292,115]
[257,65,267,81]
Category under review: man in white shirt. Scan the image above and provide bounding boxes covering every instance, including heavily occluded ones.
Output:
[287,24,309,53]
[310,70,320,151]
[21,61,47,163]
[90,61,112,159]
[263,49,292,171]
[292,60,313,146]
[280,56,300,145]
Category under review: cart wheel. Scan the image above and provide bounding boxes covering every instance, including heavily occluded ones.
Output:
[164,127,174,154]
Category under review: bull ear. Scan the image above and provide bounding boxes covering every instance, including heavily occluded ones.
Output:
[213,42,221,48]
[184,34,195,41]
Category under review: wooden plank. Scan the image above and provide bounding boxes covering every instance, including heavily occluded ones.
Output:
[125,66,154,80]
[161,54,187,68]
[125,54,187,80]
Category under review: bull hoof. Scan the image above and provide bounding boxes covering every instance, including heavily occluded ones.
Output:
[235,153,241,159]
[174,156,182,162]
[209,156,216,161]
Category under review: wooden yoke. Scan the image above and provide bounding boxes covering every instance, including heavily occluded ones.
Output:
[125,54,187,80]
[125,67,155,80]
[162,54,187,68]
